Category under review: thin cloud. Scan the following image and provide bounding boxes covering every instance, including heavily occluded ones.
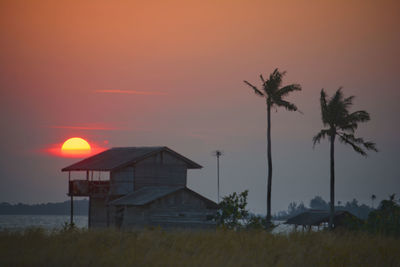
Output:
[49,125,119,130]
[94,89,166,95]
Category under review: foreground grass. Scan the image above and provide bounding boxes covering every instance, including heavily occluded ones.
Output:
[0,228,399,267]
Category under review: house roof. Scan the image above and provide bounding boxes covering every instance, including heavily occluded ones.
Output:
[108,186,218,208]
[285,210,357,226]
[61,146,202,172]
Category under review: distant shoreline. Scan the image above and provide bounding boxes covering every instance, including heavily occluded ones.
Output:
[0,200,88,215]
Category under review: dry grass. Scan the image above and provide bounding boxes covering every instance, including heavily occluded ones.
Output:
[0,228,399,267]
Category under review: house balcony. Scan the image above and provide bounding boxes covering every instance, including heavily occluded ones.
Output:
[68,180,110,197]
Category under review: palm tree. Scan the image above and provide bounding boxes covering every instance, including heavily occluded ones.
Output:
[371,194,377,209]
[244,69,302,224]
[313,88,378,229]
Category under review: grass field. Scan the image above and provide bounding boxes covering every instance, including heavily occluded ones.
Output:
[0,228,399,266]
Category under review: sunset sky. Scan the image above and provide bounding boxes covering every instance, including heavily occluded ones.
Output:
[1,0,399,214]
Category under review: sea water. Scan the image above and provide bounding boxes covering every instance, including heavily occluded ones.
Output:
[0,216,295,233]
[0,215,88,230]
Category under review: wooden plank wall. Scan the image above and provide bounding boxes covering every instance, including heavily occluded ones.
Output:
[120,190,217,229]
[89,197,108,228]
[134,151,187,190]
[109,166,134,195]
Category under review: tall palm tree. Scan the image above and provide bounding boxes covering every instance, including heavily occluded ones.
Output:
[244,69,302,224]
[313,88,378,229]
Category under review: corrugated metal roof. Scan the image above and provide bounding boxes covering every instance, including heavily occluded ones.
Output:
[285,210,352,226]
[108,186,219,208]
[61,146,202,171]
[108,186,184,206]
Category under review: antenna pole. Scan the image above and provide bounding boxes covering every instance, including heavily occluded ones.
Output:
[69,171,73,226]
[217,153,220,204]
[215,150,222,204]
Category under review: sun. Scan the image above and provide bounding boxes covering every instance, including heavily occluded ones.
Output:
[61,137,91,155]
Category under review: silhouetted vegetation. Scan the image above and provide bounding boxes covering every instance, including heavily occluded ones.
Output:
[216,190,268,230]
[337,198,373,220]
[244,69,302,223]
[274,201,308,219]
[0,200,88,215]
[216,190,249,229]
[275,194,400,237]
[313,88,378,229]
[364,194,400,237]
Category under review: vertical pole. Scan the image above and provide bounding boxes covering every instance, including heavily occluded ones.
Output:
[213,150,223,204]
[69,171,73,225]
[266,101,272,224]
[106,204,110,228]
[88,197,91,228]
[217,154,220,204]
[329,134,335,230]
[70,195,74,225]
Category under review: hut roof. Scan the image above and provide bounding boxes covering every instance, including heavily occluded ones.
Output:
[108,186,218,208]
[285,210,358,226]
[62,146,202,171]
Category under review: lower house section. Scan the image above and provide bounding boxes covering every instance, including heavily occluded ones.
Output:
[121,208,216,230]
[89,186,218,229]
[119,189,217,229]
[89,197,108,228]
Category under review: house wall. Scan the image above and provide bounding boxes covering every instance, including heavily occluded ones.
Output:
[134,151,187,190]
[89,197,108,228]
[109,166,134,196]
[120,190,217,229]
[108,151,188,196]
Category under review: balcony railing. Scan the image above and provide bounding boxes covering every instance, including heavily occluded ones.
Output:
[68,180,110,197]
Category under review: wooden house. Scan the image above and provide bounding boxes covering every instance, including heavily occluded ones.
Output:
[62,147,218,229]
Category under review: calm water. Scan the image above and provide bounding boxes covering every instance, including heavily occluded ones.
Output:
[0,215,88,230]
[0,216,295,233]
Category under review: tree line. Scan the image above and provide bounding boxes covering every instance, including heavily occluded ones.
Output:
[216,191,400,237]
[273,195,373,220]
[0,200,88,215]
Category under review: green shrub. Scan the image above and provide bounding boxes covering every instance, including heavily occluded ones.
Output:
[366,194,400,237]
[215,190,249,229]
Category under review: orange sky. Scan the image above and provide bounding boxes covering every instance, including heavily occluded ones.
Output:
[1,0,399,213]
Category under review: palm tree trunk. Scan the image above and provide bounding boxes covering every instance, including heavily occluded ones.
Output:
[266,101,272,224]
[329,133,336,230]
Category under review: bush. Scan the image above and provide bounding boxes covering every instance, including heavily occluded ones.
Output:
[365,194,400,237]
[245,214,270,230]
[340,194,400,237]
[215,190,249,229]
[215,190,273,230]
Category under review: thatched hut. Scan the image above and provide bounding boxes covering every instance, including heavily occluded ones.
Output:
[285,210,362,230]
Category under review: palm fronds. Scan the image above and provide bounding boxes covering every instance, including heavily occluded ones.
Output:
[244,80,264,97]
[274,99,299,112]
[277,84,302,97]
[312,129,331,147]
[244,69,302,109]
[314,88,378,155]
